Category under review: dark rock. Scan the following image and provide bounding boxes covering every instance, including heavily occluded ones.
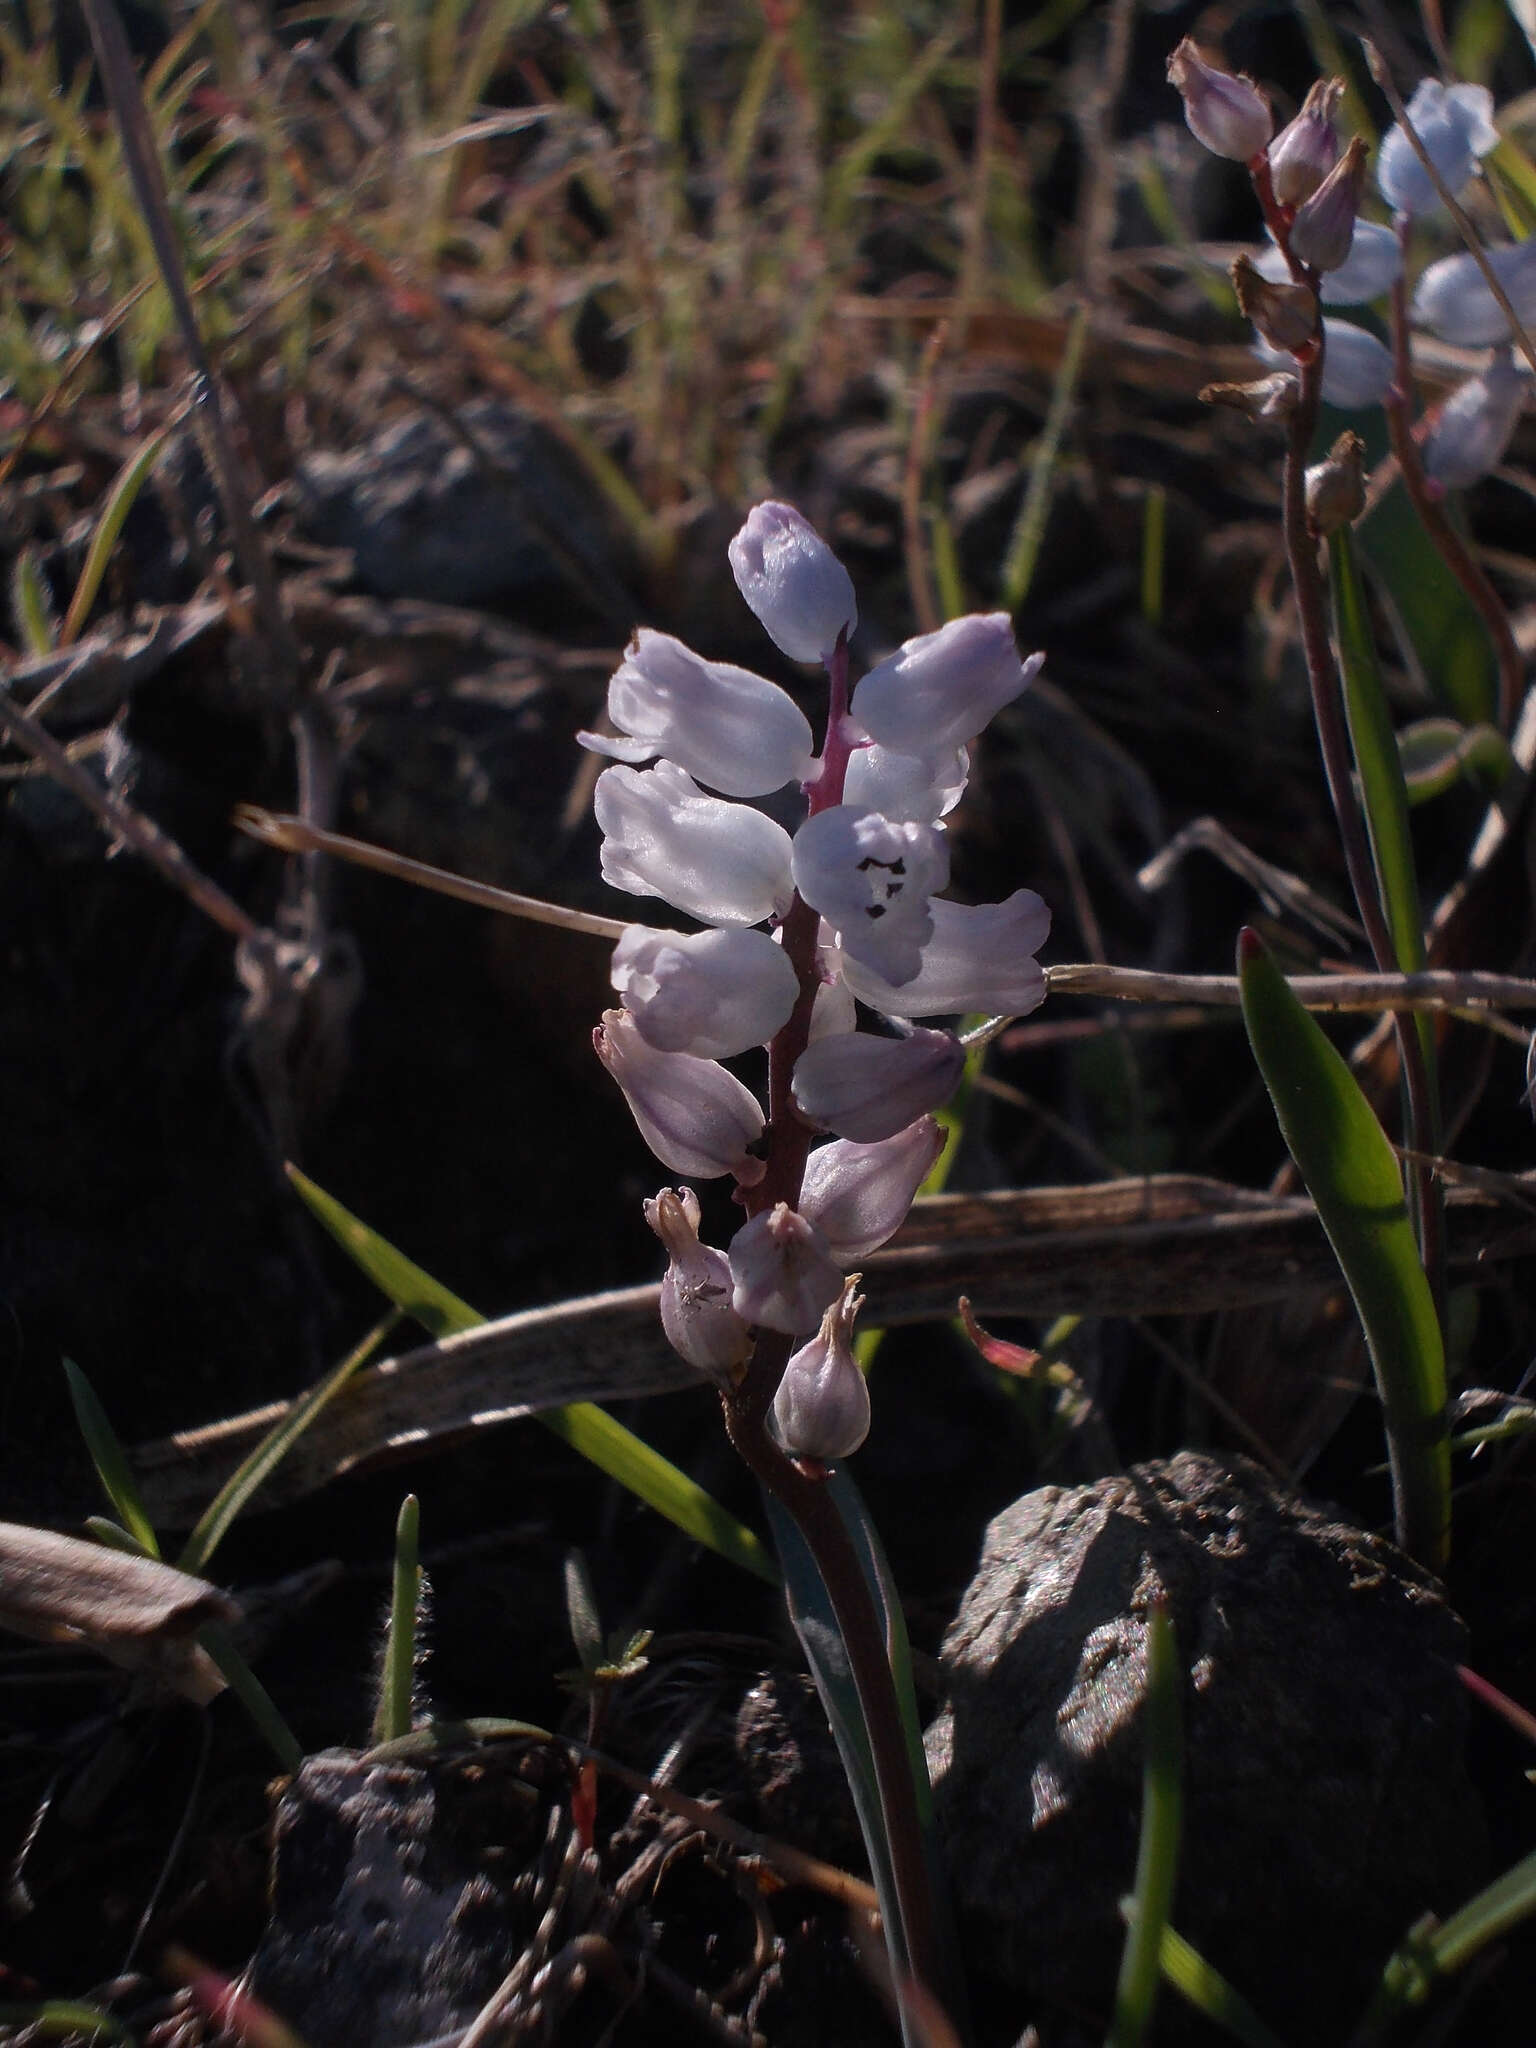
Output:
[925,1451,1485,2042]
[250,1747,544,2046]
[293,402,633,619]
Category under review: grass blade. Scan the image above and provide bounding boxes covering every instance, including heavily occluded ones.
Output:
[285,1166,779,1585]
[196,1621,303,1773]
[65,1361,161,1559]
[58,422,173,647]
[372,1494,420,1745]
[1238,930,1449,1570]
[177,1310,401,1575]
[1359,1844,1536,2040]
[1109,1598,1183,2048]
[1154,1924,1292,2048]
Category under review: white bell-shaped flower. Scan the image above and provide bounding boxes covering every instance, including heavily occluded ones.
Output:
[1256,222,1402,307]
[1377,79,1498,217]
[852,615,1042,759]
[728,502,858,664]
[612,925,801,1057]
[595,761,794,928]
[1425,349,1528,490]
[843,742,969,823]
[728,1204,845,1334]
[791,805,949,985]
[1411,241,1536,348]
[595,1009,766,1182]
[578,629,815,797]
[838,891,1051,1019]
[792,1026,964,1142]
[772,1277,871,1463]
[799,1118,945,1260]
[644,1187,754,1382]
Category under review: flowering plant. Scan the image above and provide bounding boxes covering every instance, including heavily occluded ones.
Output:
[578,499,1051,2019]
[584,499,1050,1445]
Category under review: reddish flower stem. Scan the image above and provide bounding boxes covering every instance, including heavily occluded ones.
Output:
[722,628,946,2015]
[1269,227,1445,1315]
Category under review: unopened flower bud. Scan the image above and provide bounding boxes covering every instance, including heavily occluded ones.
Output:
[1289,134,1367,274]
[792,1026,965,1142]
[1267,78,1343,206]
[728,502,858,664]
[1425,348,1528,491]
[843,741,969,824]
[1168,38,1273,164]
[1232,254,1318,354]
[851,615,1041,760]
[772,1277,871,1464]
[1306,430,1367,534]
[644,1187,753,1382]
[791,805,949,986]
[799,1118,946,1260]
[595,1008,766,1183]
[1377,80,1497,218]
[578,629,814,797]
[612,924,801,1057]
[729,1204,844,1335]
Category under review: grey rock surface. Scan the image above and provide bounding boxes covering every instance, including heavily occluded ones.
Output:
[925,1451,1485,2041]
[295,401,629,615]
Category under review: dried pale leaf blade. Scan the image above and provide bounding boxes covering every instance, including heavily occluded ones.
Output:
[0,1521,237,1642]
[0,1522,239,1704]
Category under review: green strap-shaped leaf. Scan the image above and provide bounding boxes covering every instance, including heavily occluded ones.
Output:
[373,1493,420,1745]
[765,1467,949,2047]
[286,1167,779,1585]
[1238,932,1449,1571]
[1329,526,1426,977]
[65,1361,161,1559]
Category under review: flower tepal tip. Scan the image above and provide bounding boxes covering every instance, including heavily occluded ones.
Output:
[729,502,858,665]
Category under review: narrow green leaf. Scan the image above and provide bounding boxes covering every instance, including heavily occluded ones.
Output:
[65,1361,161,1559]
[178,1309,401,1575]
[1108,1600,1183,2048]
[1357,479,1494,726]
[286,1166,779,1585]
[196,1621,303,1772]
[58,422,173,647]
[1153,1923,1292,2048]
[11,546,56,655]
[765,1468,948,2048]
[563,1548,605,1674]
[1362,1846,1536,2037]
[373,1494,420,1746]
[1329,527,1427,976]
[1001,303,1089,611]
[82,1515,153,1558]
[1238,931,1449,1570]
